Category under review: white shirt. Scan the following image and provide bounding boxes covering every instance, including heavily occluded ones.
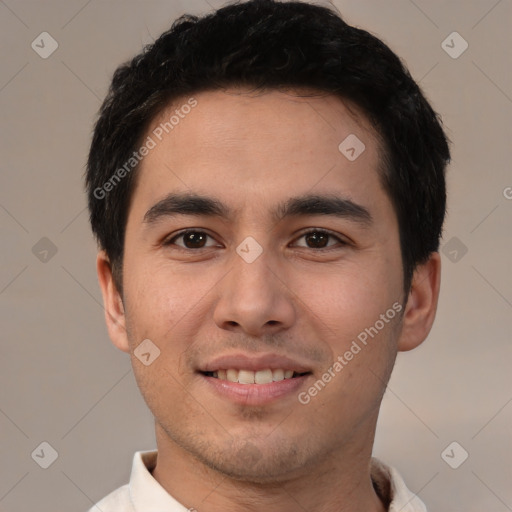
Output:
[87,450,427,512]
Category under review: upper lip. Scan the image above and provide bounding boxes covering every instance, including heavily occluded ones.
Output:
[199,353,312,373]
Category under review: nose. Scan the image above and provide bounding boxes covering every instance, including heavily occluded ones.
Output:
[212,247,296,338]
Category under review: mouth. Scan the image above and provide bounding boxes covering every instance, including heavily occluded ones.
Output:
[197,353,314,405]
[201,369,311,384]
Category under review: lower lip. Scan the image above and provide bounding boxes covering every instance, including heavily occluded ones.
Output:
[201,374,311,405]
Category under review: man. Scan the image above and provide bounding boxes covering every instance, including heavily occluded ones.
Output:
[86,0,450,510]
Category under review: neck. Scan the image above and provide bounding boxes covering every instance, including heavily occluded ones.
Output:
[151,424,387,512]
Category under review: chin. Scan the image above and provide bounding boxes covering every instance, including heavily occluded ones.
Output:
[196,440,309,484]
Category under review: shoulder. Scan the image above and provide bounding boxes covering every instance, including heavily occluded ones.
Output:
[371,457,428,512]
[86,484,134,512]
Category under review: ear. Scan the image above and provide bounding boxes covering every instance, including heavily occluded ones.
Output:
[96,251,130,353]
[397,252,441,352]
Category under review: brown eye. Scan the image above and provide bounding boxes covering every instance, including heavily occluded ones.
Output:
[182,232,207,248]
[165,230,217,249]
[304,231,330,248]
[294,229,345,250]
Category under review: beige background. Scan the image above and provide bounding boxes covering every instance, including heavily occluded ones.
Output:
[1,0,511,510]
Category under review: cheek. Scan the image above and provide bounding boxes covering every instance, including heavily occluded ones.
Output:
[298,263,400,344]
[123,258,196,339]
[122,260,224,386]
[301,272,401,410]
[122,266,199,414]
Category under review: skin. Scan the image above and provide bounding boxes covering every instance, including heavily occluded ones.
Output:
[97,88,441,512]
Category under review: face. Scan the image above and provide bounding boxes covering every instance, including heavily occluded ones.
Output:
[98,88,439,483]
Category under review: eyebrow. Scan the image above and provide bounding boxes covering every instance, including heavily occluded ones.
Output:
[143,192,372,227]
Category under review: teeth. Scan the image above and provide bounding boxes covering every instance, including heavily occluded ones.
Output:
[238,370,255,384]
[226,369,238,383]
[272,369,284,381]
[211,368,300,383]
[255,369,273,384]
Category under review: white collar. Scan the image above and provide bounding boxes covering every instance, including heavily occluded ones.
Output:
[127,450,427,511]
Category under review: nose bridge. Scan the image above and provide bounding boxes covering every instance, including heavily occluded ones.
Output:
[212,234,295,335]
[230,235,279,302]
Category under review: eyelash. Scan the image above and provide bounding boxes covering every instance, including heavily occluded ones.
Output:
[163,228,348,251]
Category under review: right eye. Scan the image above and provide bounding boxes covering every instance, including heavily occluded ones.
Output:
[163,230,220,250]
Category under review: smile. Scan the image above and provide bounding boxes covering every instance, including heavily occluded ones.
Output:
[203,369,309,384]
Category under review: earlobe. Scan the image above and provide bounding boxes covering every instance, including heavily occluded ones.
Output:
[397,252,441,352]
[96,251,130,353]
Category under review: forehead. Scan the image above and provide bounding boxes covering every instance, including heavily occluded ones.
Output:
[129,88,388,224]
[149,87,379,156]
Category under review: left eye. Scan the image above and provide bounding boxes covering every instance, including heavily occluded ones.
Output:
[164,229,345,250]
[293,229,345,249]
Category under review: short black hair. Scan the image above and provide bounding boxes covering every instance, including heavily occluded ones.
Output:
[86,0,450,295]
